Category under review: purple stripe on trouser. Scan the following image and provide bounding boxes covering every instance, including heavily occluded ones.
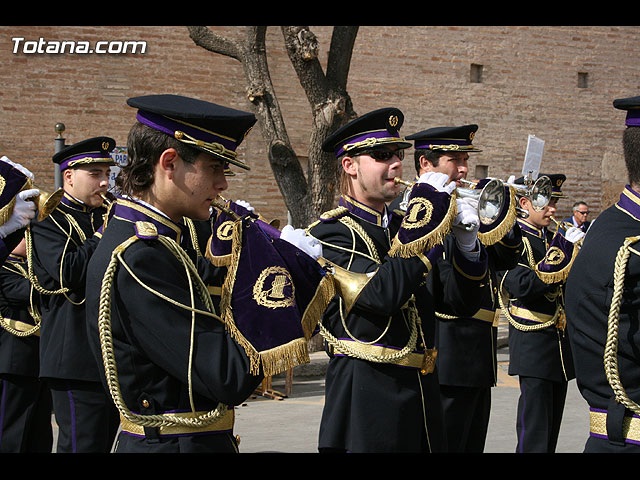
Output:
[0,379,5,445]
[518,383,526,452]
[67,389,77,453]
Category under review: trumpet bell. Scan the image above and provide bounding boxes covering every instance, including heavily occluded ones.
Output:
[457,178,506,226]
[511,175,552,212]
[317,257,371,316]
[393,176,507,229]
[0,184,63,226]
[35,188,64,221]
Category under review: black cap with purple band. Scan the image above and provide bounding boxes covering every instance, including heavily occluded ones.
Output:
[406,124,482,152]
[613,95,640,127]
[52,136,116,171]
[321,107,411,158]
[126,94,257,171]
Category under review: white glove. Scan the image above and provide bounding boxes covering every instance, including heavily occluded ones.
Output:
[235,199,254,212]
[565,226,585,244]
[280,224,322,260]
[452,197,480,252]
[417,172,456,194]
[478,197,499,221]
[0,188,39,238]
[506,175,516,185]
[0,156,34,180]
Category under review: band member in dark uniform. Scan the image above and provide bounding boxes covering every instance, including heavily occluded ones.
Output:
[0,238,52,452]
[501,173,584,452]
[307,108,489,452]
[393,125,522,452]
[566,95,640,452]
[84,94,324,453]
[29,137,119,453]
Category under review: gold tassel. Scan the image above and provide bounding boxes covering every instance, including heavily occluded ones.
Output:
[300,273,336,340]
[259,338,310,378]
[217,219,262,375]
[206,253,232,267]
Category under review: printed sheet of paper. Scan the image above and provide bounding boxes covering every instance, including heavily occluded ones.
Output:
[522,135,544,180]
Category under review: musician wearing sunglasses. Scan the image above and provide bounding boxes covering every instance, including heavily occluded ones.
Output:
[566,95,640,452]
[388,125,522,452]
[307,109,489,453]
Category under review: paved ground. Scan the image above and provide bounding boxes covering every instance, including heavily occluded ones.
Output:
[231,346,590,453]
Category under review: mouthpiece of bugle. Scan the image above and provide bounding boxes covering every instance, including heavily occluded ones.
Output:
[393,178,413,187]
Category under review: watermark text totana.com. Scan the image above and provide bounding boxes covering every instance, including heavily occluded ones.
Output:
[11,37,147,54]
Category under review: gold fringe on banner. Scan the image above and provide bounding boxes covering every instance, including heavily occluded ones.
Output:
[388,194,457,258]
[218,220,261,375]
[478,186,517,246]
[534,241,580,284]
[205,248,232,267]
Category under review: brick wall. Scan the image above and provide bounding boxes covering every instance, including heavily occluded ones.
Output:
[2,25,639,223]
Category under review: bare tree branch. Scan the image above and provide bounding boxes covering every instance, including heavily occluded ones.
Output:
[327,26,359,89]
[187,26,241,59]
[187,26,358,227]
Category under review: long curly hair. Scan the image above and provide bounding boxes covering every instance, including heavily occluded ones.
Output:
[115,122,198,197]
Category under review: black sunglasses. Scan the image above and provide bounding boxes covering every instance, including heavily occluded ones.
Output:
[358,148,404,161]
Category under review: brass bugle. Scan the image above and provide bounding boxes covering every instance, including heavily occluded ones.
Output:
[100,191,117,208]
[515,206,530,219]
[550,215,579,233]
[26,185,64,222]
[316,256,371,316]
[394,176,506,229]
[550,215,584,246]
[0,178,64,224]
[211,195,241,221]
[393,177,414,188]
[211,195,281,229]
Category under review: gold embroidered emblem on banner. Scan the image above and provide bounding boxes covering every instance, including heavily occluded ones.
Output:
[401,197,434,229]
[252,266,296,309]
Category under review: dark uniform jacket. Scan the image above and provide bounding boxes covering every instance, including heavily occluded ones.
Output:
[0,253,41,378]
[0,229,28,265]
[433,227,522,388]
[308,195,488,452]
[566,186,640,450]
[85,198,262,453]
[503,218,575,382]
[29,192,105,382]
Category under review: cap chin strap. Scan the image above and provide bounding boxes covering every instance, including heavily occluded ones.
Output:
[174,130,237,162]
